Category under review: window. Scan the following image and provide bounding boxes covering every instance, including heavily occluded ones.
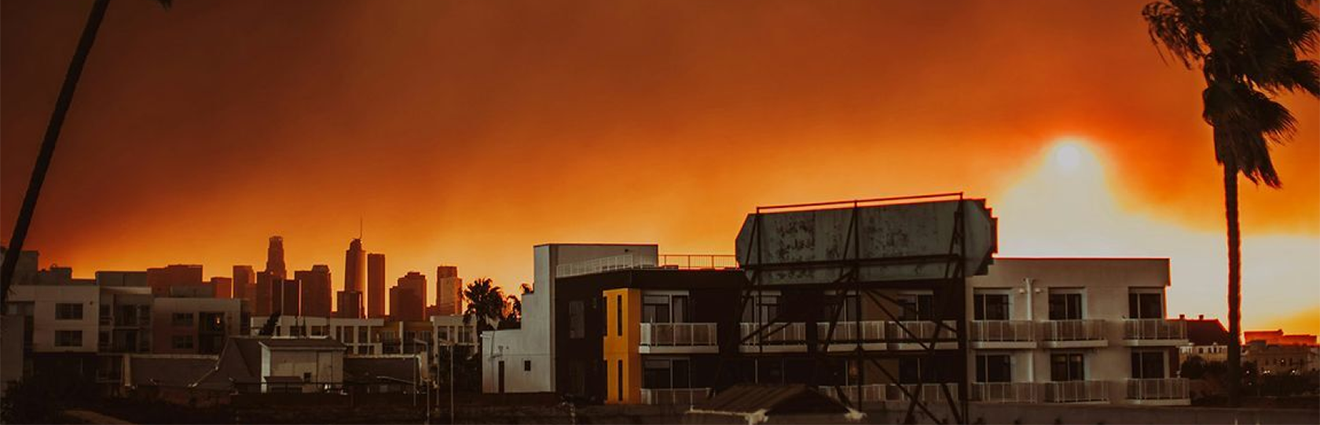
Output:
[524,360,532,371]
[359,326,369,344]
[1048,292,1084,320]
[54,330,82,347]
[823,293,860,321]
[357,346,371,355]
[343,326,356,343]
[976,354,1012,382]
[974,292,1010,321]
[615,295,622,336]
[312,325,327,336]
[642,295,671,324]
[55,303,83,320]
[642,358,692,389]
[1128,290,1163,319]
[898,358,940,384]
[742,293,781,322]
[569,300,585,339]
[672,296,688,324]
[438,327,450,342]
[172,335,194,349]
[616,360,624,401]
[172,313,194,327]
[599,297,608,337]
[1131,351,1166,379]
[898,293,934,321]
[1050,353,1085,381]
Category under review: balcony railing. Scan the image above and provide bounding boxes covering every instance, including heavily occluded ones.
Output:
[739,322,807,345]
[972,382,1038,403]
[1126,378,1188,400]
[1041,320,1106,341]
[555,254,656,278]
[816,321,886,343]
[971,320,1035,342]
[817,384,886,404]
[640,323,717,347]
[888,320,958,343]
[657,254,738,270]
[887,383,950,403]
[1124,319,1186,341]
[640,388,710,406]
[1043,381,1108,403]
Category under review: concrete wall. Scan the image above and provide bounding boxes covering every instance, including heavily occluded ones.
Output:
[1,315,25,395]
[262,347,344,384]
[8,284,100,352]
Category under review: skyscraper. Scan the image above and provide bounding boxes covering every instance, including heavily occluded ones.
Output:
[435,266,463,315]
[210,276,233,298]
[367,253,386,318]
[233,265,255,307]
[391,271,427,322]
[146,264,203,297]
[266,236,286,279]
[296,265,333,317]
[344,239,366,292]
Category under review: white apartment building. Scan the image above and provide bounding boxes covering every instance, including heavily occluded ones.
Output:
[482,243,659,394]
[250,316,386,355]
[6,282,100,353]
[964,258,1189,406]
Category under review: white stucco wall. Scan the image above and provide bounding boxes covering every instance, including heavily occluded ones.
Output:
[8,284,99,353]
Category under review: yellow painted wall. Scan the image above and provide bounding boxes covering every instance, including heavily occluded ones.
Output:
[603,288,641,404]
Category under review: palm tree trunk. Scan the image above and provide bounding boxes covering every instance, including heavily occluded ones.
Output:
[1224,162,1242,407]
[0,0,112,304]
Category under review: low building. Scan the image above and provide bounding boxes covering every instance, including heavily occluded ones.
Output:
[1243,331,1319,376]
[249,315,386,355]
[152,297,243,355]
[1179,315,1232,363]
[195,336,347,393]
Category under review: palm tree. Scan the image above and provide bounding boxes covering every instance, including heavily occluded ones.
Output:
[0,0,172,305]
[462,278,506,332]
[1143,0,1319,406]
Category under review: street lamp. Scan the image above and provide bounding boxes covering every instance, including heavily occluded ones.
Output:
[414,338,432,425]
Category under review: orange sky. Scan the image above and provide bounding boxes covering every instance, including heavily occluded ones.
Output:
[2,1,1317,333]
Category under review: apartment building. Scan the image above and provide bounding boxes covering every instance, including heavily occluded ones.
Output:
[481,251,1191,407]
[250,316,386,355]
[152,297,243,355]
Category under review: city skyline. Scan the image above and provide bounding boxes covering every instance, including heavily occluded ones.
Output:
[1,0,1317,335]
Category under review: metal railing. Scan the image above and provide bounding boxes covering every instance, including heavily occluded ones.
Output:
[817,384,886,404]
[1126,378,1189,400]
[1123,319,1186,340]
[888,320,958,342]
[971,320,1035,342]
[972,382,1038,402]
[1041,320,1106,341]
[555,254,657,278]
[739,322,807,345]
[888,383,949,402]
[657,254,739,270]
[640,388,710,406]
[817,321,886,343]
[639,322,718,347]
[1043,381,1108,403]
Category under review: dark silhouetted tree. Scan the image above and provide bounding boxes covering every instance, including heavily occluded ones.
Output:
[1143,0,1320,406]
[462,278,505,332]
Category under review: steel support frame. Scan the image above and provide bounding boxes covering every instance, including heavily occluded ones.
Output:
[724,193,972,425]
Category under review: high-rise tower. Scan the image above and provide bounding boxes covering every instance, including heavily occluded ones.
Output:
[435,266,463,315]
[344,239,366,293]
[265,236,286,279]
[367,253,386,318]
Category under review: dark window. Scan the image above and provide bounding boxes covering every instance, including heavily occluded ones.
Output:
[172,313,194,327]
[899,294,934,321]
[672,296,688,323]
[976,354,1012,382]
[1050,353,1085,381]
[54,330,82,347]
[569,300,585,339]
[599,297,608,337]
[524,360,532,372]
[1128,292,1163,319]
[1048,293,1084,320]
[642,295,670,324]
[898,358,943,383]
[974,293,1010,320]
[55,303,83,320]
[615,296,622,336]
[742,294,780,322]
[643,359,671,388]
[616,360,623,401]
[1131,351,1166,379]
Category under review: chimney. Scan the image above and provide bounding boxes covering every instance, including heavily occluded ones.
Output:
[1198,314,1204,320]
[1179,314,1186,320]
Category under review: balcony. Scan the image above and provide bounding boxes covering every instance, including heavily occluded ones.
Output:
[555,254,656,278]
[640,388,710,406]
[970,320,1036,349]
[739,322,807,352]
[639,323,718,353]
[972,382,1038,403]
[1043,381,1108,403]
[1126,378,1189,405]
[816,321,885,351]
[888,320,958,349]
[1123,319,1187,346]
[817,384,886,405]
[886,383,951,404]
[1040,320,1107,348]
